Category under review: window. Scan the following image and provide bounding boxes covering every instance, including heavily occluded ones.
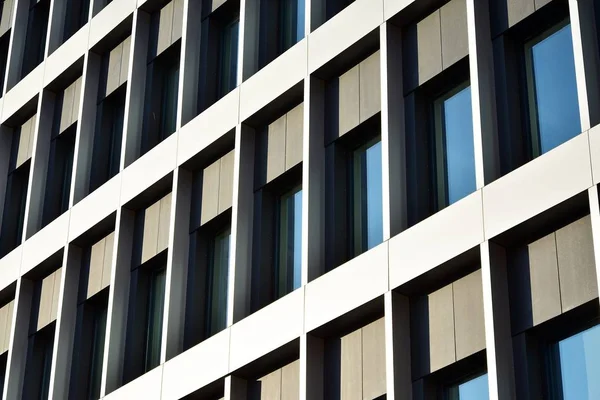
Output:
[433,84,476,209]
[63,0,90,42]
[351,138,383,256]
[23,324,55,400]
[550,324,600,399]
[258,0,305,69]
[205,228,230,337]
[276,186,302,298]
[145,266,166,371]
[22,0,49,78]
[87,303,107,399]
[217,18,239,99]
[0,161,29,256]
[448,373,489,400]
[280,0,304,53]
[525,21,580,156]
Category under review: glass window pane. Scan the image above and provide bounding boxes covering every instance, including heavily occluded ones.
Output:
[219,19,239,98]
[88,304,107,400]
[145,267,165,371]
[529,23,581,154]
[160,64,179,138]
[207,229,230,336]
[437,85,476,207]
[448,373,489,400]
[557,324,600,400]
[277,187,302,298]
[280,0,304,52]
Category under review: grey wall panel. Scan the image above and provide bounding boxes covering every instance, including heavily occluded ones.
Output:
[440,0,468,69]
[417,10,442,85]
[258,368,281,400]
[527,233,561,326]
[72,77,82,122]
[171,0,184,43]
[427,284,455,373]
[362,317,386,399]
[15,116,34,169]
[141,200,160,264]
[60,83,75,133]
[102,231,115,289]
[106,42,124,97]
[338,65,360,137]
[453,270,486,360]
[37,272,56,330]
[556,216,599,312]
[266,115,287,183]
[218,150,235,214]
[120,36,132,85]
[88,237,106,298]
[507,0,535,28]
[51,268,61,322]
[201,159,220,225]
[359,51,381,124]
[157,192,172,253]
[0,302,6,354]
[340,329,362,400]
[281,359,300,400]
[285,103,304,171]
[157,1,174,57]
[2,300,13,353]
[0,0,13,37]
[209,0,228,14]
[534,0,551,9]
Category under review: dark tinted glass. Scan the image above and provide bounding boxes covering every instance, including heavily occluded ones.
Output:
[218,19,239,98]
[206,229,230,337]
[145,267,165,371]
[277,186,302,298]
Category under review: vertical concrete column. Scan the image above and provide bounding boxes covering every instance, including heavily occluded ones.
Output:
[174,0,189,131]
[586,187,600,307]
[300,333,324,400]
[480,241,516,400]
[162,167,191,361]
[225,375,248,400]
[47,247,77,400]
[465,0,500,186]
[384,291,411,400]
[568,0,593,132]
[3,277,33,400]
[380,22,406,239]
[24,92,54,239]
[229,124,254,324]
[180,0,202,125]
[240,0,259,81]
[102,207,134,396]
[5,0,30,91]
[72,51,101,204]
[123,9,150,168]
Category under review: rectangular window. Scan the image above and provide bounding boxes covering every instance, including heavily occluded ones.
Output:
[351,138,383,256]
[448,373,489,400]
[22,0,49,78]
[63,0,90,42]
[433,84,476,209]
[525,21,580,156]
[0,163,29,256]
[86,302,107,400]
[276,186,302,298]
[280,0,304,53]
[23,325,55,400]
[145,266,166,371]
[217,18,239,99]
[205,228,230,337]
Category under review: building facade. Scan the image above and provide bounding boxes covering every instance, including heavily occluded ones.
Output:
[0,0,598,399]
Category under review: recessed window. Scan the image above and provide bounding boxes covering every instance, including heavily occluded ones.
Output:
[448,373,489,400]
[206,228,230,337]
[433,84,476,208]
[280,0,304,53]
[352,138,383,256]
[145,265,166,371]
[277,186,302,298]
[217,18,239,99]
[525,21,580,156]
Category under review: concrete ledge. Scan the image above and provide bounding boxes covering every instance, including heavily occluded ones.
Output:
[89,0,137,49]
[0,246,21,292]
[21,212,69,275]
[104,364,163,400]
[384,0,417,21]
[43,25,89,87]
[1,64,44,123]
[588,125,600,184]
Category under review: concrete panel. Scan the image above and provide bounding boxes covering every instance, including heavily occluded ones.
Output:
[453,270,486,360]
[201,159,220,225]
[266,115,287,183]
[157,1,174,56]
[161,329,230,400]
[103,364,163,400]
[103,231,115,289]
[556,216,599,312]
[359,51,381,124]
[285,103,303,170]
[305,242,388,332]
[428,284,456,372]
[3,300,13,352]
[440,0,468,69]
[171,0,183,43]
[89,0,137,48]
[60,83,75,133]
[258,369,282,400]
[0,0,13,36]
[43,26,89,87]
[0,303,7,354]
[483,132,593,239]
[389,191,484,289]
[338,65,360,136]
[21,212,70,276]
[15,117,34,168]
[37,273,56,330]
[308,0,384,73]
[177,88,239,166]
[120,36,132,85]
[51,267,62,321]
[218,150,235,214]
[106,43,124,96]
[527,233,561,326]
[229,289,304,371]
[341,329,362,400]
[417,10,442,85]
[362,318,386,399]
[142,200,160,263]
[88,237,106,298]
[507,0,534,28]
[384,0,417,20]
[281,359,300,400]
[1,65,43,124]
[589,125,600,184]
[157,192,172,253]
[72,77,82,122]
[240,40,307,122]
[0,246,21,292]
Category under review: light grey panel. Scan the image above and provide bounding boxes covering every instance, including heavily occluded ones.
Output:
[60,83,75,134]
[428,284,456,372]
[171,0,183,43]
[362,318,386,400]
[258,368,281,400]
[120,36,132,86]
[281,359,300,400]
[0,303,7,354]
[157,192,172,253]
[266,115,287,183]
[534,0,551,9]
[527,233,561,326]
[507,0,535,28]
[359,51,381,123]
[218,150,235,214]
[338,65,360,137]
[87,237,106,298]
[417,10,442,85]
[157,1,174,57]
[15,117,33,169]
[285,103,304,170]
[440,0,468,69]
[201,159,220,225]
[102,231,115,290]
[210,0,227,13]
[51,268,62,322]
[37,273,55,330]
[0,0,13,37]
[340,329,362,400]
[2,300,13,352]
[72,77,82,123]
[453,270,486,360]
[141,200,161,264]
[556,216,599,312]
[106,42,123,97]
